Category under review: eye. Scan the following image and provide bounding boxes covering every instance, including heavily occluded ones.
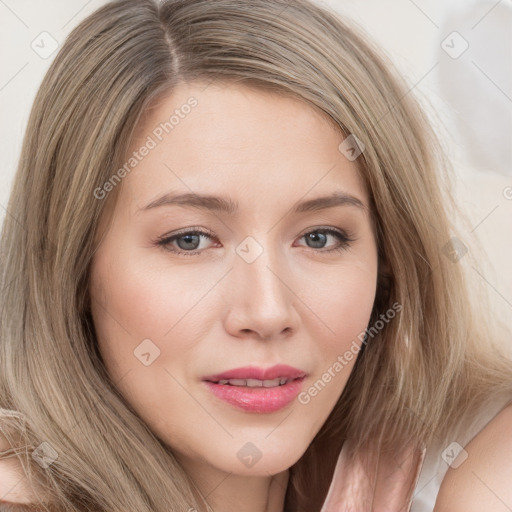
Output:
[295,227,355,253]
[155,226,355,256]
[156,228,217,256]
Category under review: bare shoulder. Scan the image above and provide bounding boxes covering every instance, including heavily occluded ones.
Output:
[434,402,512,512]
[0,429,36,505]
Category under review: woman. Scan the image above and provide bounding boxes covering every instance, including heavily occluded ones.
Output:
[1,0,511,510]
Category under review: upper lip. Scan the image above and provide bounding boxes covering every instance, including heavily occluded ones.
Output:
[202,364,307,382]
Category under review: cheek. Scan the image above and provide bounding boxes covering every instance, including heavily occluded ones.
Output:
[88,254,209,429]
[319,278,375,395]
[302,258,377,348]
[328,270,375,336]
[89,252,221,373]
[294,262,377,427]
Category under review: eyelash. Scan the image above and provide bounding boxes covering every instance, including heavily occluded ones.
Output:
[155,226,355,257]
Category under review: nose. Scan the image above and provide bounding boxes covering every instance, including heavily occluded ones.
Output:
[223,244,300,341]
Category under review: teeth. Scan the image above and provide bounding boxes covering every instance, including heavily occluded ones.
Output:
[228,379,250,386]
[215,377,290,387]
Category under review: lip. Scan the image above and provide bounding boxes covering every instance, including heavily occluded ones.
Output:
[203,377,306,413]
[201,364,308,413]
[202,364,307,382]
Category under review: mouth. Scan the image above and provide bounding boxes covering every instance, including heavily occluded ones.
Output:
[202,376,307,413]
[201,364,307,384]
[204,376,301,387]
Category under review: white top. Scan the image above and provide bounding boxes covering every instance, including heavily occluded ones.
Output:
[410,441,451,511]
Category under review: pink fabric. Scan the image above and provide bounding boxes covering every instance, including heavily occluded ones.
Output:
[321,439,426,512]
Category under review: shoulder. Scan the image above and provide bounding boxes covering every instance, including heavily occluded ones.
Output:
[434,402,512,511]
[0,429,36,505]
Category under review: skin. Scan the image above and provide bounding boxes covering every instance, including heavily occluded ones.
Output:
[433,402,512,511]
[0,430,49,504]
[87,81,379,512]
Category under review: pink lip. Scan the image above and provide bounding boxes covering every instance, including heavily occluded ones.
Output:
[202,364,308,413]
[202,364,307,382]
[203,378,306,413]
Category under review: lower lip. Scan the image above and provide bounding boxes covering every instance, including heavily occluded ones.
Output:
[203,377,306,413]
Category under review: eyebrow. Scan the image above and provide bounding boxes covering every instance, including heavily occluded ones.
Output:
[139,191,366,214]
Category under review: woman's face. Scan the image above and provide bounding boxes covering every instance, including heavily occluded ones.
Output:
[89,81,378,481]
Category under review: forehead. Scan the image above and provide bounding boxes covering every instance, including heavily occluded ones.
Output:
[120,81,369,214]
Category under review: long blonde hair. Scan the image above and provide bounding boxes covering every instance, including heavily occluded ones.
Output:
[1,0,511,510]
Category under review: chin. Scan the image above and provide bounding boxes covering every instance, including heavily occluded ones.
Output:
[220,438,307,476]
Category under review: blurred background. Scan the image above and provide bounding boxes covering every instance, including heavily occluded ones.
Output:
[0,0,511,351]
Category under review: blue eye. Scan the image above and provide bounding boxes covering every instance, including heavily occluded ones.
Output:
[296,228,354,252]
[155,228,216,256]
[155,227,355,256]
